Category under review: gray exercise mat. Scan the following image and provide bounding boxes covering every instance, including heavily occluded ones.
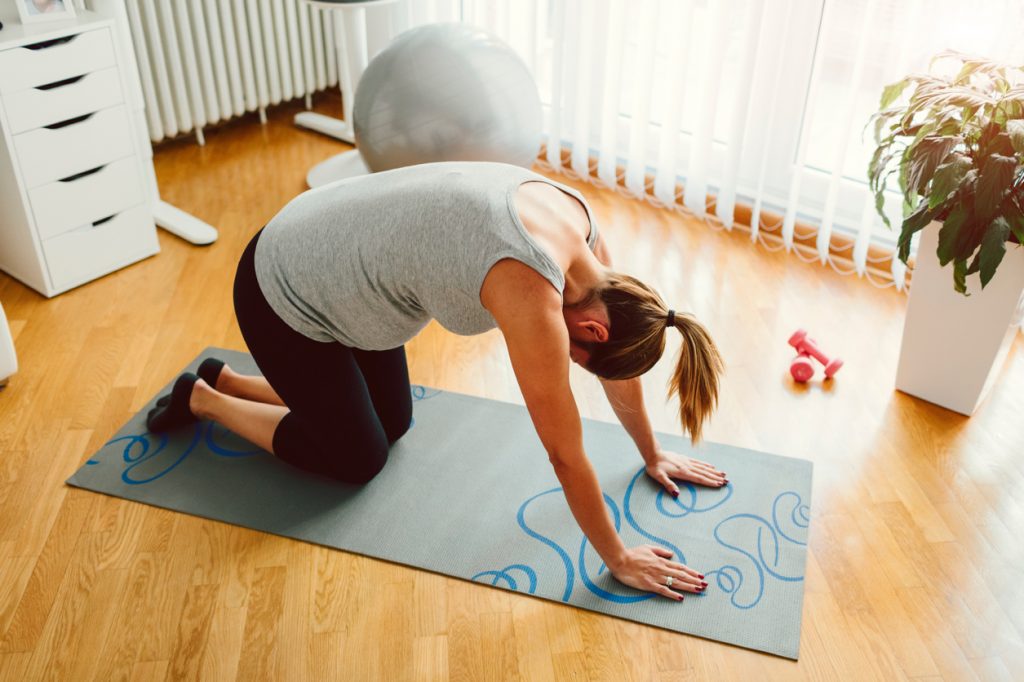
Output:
[67,347,813,659]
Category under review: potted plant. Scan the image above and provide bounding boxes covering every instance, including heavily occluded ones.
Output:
[868,51,1024,415]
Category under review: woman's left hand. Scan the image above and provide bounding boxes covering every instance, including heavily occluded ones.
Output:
[645,450,728,497]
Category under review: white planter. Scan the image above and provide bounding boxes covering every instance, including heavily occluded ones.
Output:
[0,301,16,386]
[896,222,1024,415]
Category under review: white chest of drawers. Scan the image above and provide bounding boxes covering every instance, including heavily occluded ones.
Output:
[0,11,159,298]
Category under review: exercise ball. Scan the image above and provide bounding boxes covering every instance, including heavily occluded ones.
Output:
[353,23,542,173]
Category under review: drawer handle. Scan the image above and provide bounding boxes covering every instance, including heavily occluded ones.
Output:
[58,165,106,183]
[44,113,94,130]
[24,35,78,51]
[69,213,116,233]
[36,75,86,91]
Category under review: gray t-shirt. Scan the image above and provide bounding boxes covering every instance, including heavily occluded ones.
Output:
[254,161,599,350]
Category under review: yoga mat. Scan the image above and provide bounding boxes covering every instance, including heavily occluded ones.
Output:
[67,347,813,659]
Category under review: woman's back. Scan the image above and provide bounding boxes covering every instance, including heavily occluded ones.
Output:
[254,161,584,350]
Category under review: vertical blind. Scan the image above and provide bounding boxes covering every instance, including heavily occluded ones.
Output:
[458,0,1024,289]
[78,0,1024,289]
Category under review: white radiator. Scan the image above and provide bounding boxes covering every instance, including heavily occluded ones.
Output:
[65,0,463,145]
[133,0,341,144]
[72,0,369,144]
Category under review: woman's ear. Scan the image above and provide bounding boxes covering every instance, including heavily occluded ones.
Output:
[581,319,609,343]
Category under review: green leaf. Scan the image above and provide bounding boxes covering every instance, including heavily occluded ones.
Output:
[1007,119,1024,155]
[978,124,1015,158]
[953,258,968,295]
[976,154,1018,222]
[872,111,897,144]
[867,107,904,139]
[898,147,914,209]
[966,251,982,274]
[880,79,910,109]
[898,202,938,262]
[1004,198,1024,243]
[962,105,977,127]
[867,145,886,189]
[954,61,983,85]
[936,205,968,265]
[907,136,961,195]
[928,154,972,209]
[929,49,965,70]
[953,213,986,262]
[979,217,1011,288]
[875,189,891,229]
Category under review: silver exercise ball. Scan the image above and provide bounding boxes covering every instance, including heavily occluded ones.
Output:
[353,23,542,173]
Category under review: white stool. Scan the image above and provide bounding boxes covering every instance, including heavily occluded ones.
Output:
[295,0,398,187]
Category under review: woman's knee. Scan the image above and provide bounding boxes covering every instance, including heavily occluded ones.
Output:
[272,416,389,485]
[383,409,413,445]
[335,442,389,484]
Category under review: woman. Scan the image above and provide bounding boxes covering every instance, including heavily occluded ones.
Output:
[148,161,726,601]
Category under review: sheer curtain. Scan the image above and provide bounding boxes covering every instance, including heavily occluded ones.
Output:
[77,0,1023,289]
[450,0,1024,290]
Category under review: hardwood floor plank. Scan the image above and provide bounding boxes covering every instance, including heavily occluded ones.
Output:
[895,586,981,682]
[509,599,558,681]
[308,630,347,681]
[127,659,168,682]
[0,491,95,653]
[166,582,221,681]
[236,565,287,681]
[478,611,519,682]
[197,605,246,682]
[63,565,131,682]
[0,652,31,682]
[412,634,449,682]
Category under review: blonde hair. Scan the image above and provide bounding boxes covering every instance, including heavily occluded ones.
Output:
[569,272,724,442]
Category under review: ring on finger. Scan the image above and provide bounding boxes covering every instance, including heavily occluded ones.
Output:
[665,575,674,588]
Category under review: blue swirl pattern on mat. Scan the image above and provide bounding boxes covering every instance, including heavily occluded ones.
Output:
[101,420,265,484]
[471,564,538,593]
[473,465,809,611]
[411,385,441,402]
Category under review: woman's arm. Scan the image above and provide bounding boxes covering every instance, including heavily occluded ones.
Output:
[600,377,660,464]
[601,377,728,494]
[484,260,627,567]
[482,260,705,599]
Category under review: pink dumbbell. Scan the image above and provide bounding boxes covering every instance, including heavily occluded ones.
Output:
[788,329,843,381]
[789,352,816,383]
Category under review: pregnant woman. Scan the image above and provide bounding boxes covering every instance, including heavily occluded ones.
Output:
[148,161,726,600]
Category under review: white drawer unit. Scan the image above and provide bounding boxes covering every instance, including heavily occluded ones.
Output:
[29,156,145,240]
[4,67,124,135]
[0,27,117,93]
[14,104,135,188]
[42,203,158,293]
[0,11,159,298]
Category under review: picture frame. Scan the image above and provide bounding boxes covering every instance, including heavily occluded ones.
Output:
[14,0,76,24]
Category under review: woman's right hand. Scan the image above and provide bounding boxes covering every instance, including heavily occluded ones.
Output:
[610,545,707,600]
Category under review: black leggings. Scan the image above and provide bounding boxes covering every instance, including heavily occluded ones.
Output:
[232,228,412,484]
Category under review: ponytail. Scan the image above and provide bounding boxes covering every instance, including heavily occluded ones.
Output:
[575,271,724,442]
[667,312,723,444]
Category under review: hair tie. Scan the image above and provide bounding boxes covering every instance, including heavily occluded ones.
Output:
[666,309,676,328]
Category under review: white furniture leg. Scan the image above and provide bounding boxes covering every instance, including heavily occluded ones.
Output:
[295,0,397,187]
[0,301,17,386]
[154,200,218,246]
[294,8,364,144]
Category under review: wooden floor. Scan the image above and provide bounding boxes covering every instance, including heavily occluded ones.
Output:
[1,96,1023,682]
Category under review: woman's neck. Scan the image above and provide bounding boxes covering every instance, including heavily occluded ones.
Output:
[563,250,607,305]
